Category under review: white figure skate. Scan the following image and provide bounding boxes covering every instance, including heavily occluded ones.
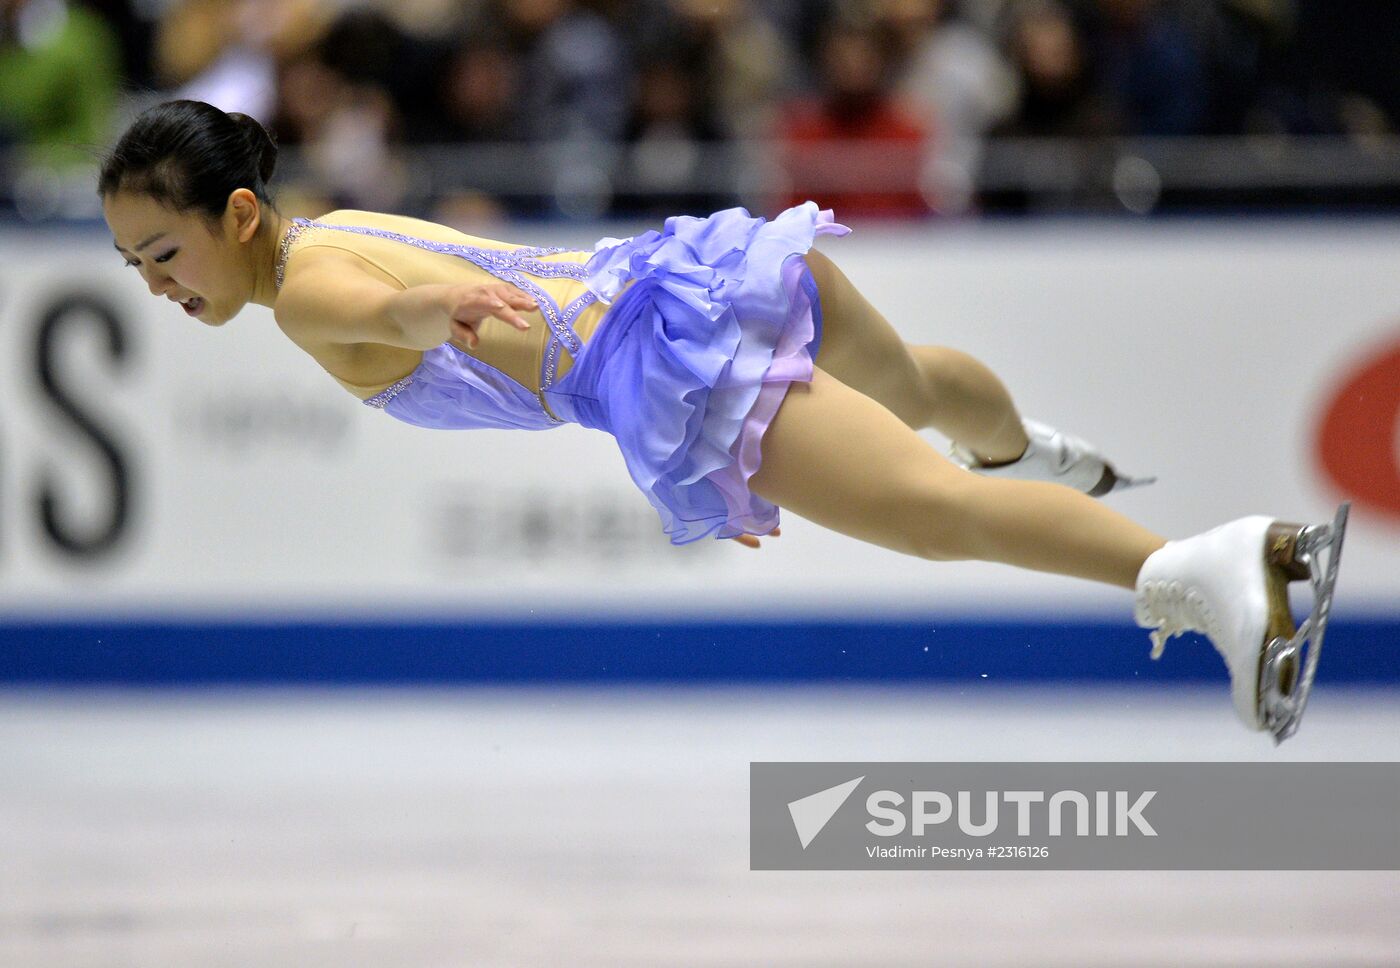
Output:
[1134,503,1350,744]
[949,418,1156,496]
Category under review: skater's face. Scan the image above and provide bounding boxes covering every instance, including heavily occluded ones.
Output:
[104,187,268,328]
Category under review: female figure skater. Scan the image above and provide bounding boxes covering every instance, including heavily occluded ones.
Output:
[99,100,1347,743]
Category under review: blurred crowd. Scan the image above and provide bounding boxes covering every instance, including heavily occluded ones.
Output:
[3,0,1399,220]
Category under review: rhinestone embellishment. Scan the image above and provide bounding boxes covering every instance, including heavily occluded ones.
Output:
[363,375,415,409]
[274,217,315,291]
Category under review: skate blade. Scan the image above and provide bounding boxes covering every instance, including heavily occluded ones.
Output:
[1089,468,1158,497]
[1258,502,1351,745]
[1112,473,1157,491]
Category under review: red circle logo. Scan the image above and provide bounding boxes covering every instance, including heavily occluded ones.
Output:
[1317,334,1400,519]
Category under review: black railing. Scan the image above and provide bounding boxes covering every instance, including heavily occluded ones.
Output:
[8,136,1400,223]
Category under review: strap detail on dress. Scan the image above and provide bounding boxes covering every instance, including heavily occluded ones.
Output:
[281,219,590,356]
[288,219,587,277]
[280,217,594,425]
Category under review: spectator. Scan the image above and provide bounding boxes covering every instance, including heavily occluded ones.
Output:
[438,36,520,143]
[154,0,328,122]
[497,0,629,144]
[1191,0,1293,135]
[483,0,629,216]
[314,8,450,145]
[644,0,798,140]
[1081,0,1207,135]
[615,53,736,216]
[84,0,158,93]
[777,19,932,217]
[0,0,122,169]
[879,0,1017,212]
[271,41,408,212]
[432,32,530,217]
[997,0,1112,138]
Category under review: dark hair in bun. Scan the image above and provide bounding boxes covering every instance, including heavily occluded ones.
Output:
[230,110,278,185]
[98,99,279,220]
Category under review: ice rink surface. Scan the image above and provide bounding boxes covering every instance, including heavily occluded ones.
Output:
[2,684,1397,967]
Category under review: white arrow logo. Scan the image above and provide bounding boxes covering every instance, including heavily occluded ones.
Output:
[787,776,864,849]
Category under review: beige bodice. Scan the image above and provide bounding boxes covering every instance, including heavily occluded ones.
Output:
[278,209,612,399]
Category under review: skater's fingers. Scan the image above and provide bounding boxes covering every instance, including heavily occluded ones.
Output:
[728,527,779,549]
[450,297,530,337]
[450,318,481,349]
[451,286,529,323]
[490,304,532,330]
[449,298,485,329]
[472,286,532,331]
[484,283,538,311]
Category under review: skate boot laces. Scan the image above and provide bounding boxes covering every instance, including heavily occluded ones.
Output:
[1139,579,1218,660]
[1035,423,1079,471]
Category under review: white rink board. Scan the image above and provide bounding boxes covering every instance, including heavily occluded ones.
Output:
[1,219,1396,618]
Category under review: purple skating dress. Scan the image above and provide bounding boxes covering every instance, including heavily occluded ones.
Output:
[290,203,850,544]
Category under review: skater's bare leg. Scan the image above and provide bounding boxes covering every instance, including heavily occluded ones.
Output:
[804,248,1028,464]
[748,367,1167,589]
[912,346,1028,465]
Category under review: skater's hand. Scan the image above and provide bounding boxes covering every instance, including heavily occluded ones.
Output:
[447,283,537,349]
[729,526,780,550]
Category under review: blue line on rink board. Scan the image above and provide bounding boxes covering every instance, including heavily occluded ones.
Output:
[1,617,1396,685]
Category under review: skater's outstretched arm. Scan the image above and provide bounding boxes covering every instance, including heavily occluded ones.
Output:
[277,253,538,350]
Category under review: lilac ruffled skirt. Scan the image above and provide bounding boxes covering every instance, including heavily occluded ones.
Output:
[543,202,851,545]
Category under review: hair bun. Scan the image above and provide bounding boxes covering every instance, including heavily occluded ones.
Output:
[229,111,278,184]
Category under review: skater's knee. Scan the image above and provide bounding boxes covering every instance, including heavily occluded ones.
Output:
[911,347,977,412]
